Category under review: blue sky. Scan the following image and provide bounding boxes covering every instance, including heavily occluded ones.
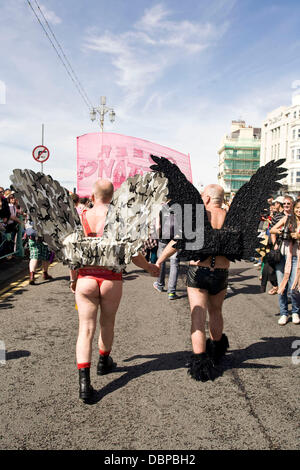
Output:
[1,0,300,191]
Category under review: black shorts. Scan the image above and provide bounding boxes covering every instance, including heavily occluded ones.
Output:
[187,266,228,295]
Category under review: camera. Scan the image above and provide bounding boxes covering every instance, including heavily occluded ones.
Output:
[282,216,292,240]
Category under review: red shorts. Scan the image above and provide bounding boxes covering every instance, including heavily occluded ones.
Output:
[77,268,122,288]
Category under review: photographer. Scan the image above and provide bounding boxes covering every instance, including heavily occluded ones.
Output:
[270,196,300,325]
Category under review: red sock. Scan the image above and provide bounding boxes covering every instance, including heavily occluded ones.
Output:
[99,349,110,357]
[77,362,91,370]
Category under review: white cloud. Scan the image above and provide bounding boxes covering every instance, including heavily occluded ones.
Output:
[38,2,62,25]
[85,3,228,109]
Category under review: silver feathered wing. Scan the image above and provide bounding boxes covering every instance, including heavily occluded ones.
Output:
[10,169,168,270]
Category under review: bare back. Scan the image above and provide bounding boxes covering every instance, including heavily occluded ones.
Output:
[190,207,230,269]
[81,204,109,269]
[82,205,108,237]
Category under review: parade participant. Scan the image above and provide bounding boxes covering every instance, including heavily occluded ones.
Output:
[10,168,168,403]
[156,184,229,381]
[270,198,300,325]
[150,155,287,382]
[70,179,160,403]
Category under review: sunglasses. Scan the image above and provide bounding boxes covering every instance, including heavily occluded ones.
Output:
[283,203,291,205]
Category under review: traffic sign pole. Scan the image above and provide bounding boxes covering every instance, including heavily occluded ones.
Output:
[41,124,44,173]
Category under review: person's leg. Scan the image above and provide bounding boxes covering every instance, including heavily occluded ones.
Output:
[206,288,229,364]
[187,286,218,381]
[75,278,100,365]
[97,280,123,375]
[156,242,167,288]
[75,277,100,402]
[187,287,208,354]
[98,280,123,353]
[275,257,289,317]
[29,258,38,272]
[29,258,39,285]
[288,257,300,315]
[207,289,227,341]
[167,252,179,294]
[42,260,52,279]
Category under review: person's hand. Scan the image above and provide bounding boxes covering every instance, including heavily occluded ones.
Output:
[147,263,160,277]
[155,260,161,270]
[291,232,299,240]
[69,280,77,293]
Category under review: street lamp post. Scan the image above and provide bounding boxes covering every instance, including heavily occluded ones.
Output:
[90,96,116,132]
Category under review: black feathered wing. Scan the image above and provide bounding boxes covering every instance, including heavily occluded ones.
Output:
[150,155,213,259]
[223,158,288,260]
[150,155,287,262]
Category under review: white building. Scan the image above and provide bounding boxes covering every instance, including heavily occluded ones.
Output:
[261,94,300,197]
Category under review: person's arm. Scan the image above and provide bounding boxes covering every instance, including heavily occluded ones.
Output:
[9,215,22,224]
[156,240,178,267]
[69,269,78,293]
[132,253,160,277]
[269,216,287,235]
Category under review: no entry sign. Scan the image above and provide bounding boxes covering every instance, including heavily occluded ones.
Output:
[32,145,50,163]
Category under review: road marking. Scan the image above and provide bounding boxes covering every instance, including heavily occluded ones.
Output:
[0,262,58,300]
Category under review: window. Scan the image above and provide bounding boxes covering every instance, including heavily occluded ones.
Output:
[298,128,300,138]
[296,171,300,183]
[294,111,297,118]
[293,129,296,139]
[292,149,295,160]
[297,149,300,160]
[291,171,294,184]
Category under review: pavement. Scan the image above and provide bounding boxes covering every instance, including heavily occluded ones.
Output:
[0,260,299,450]
[0,256,29,290]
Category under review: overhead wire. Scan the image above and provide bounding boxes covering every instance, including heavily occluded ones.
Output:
[26,0,92,110]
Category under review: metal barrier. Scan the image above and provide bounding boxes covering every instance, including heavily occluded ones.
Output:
[0,216,24,260]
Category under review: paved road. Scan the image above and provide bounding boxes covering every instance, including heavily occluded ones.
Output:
[0,261,299,450]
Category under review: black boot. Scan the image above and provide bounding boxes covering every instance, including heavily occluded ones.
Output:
[97,355,116,376]
[206,334,229,365]
[79,368,94,403]
[187,352,219,382]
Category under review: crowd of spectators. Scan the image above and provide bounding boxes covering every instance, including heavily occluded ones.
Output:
[0,186,24,258]
[253,193,300,325]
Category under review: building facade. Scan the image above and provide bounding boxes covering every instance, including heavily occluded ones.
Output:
[218,121,261,198]
[261,94,300,197]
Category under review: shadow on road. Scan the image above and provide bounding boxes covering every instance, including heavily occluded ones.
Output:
[36,275,69,286]
[6,350,31,360]
[86,350,191,405]
[86,336,299,405]
[0,289,28,308]
[224,335,299,370]
[226,283,261,297]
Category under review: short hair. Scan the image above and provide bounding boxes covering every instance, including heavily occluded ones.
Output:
[71,193,79,205]
[79,197,88,205]
[203,184,224,206]
[92,179,114,203]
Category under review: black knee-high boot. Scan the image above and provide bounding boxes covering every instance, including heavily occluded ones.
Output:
[206,334,229,365]
[79,368,94,402]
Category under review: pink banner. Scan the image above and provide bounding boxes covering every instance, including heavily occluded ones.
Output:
[77,132,192,197]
